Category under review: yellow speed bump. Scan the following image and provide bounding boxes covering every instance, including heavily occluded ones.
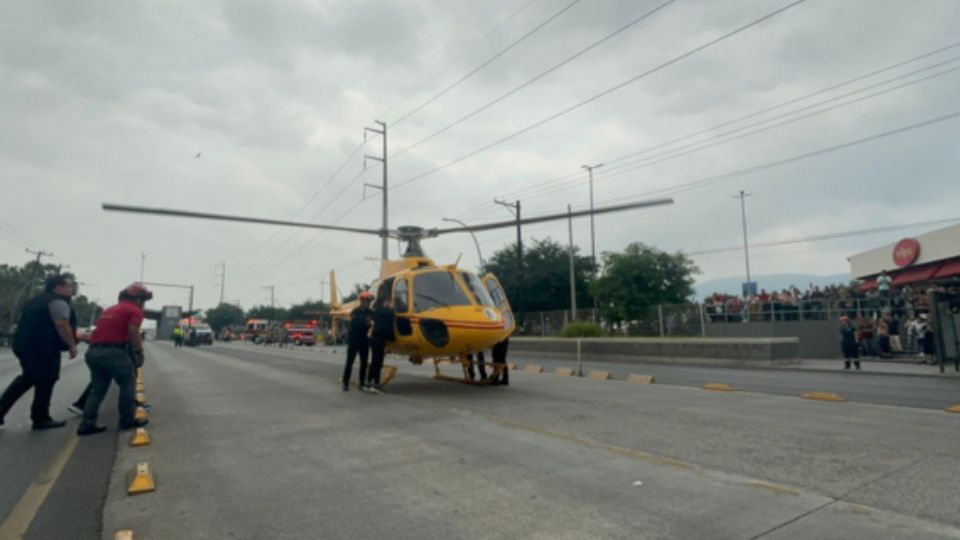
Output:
[554,367,576,377]
[130,427,151,447]
[127,462,156,495]
[801,391,846,402]
[628,374,655,384]
[587,370,612,381]
[524,365,543,374]
[507,363,517,371]
[115,531,134,540]
[945,404,960,414]
[703,383,734,392]
[134,406,148,422]
[135,393,146,406]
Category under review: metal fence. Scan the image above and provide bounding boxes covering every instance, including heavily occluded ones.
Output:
[518,298,913,338]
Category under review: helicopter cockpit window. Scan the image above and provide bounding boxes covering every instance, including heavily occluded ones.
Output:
[485,279,506,308]
[460,272,495,306]
[394,278,409,313]
[414,271,472,312]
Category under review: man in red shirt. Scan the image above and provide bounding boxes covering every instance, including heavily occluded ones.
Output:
[77,283,152,436]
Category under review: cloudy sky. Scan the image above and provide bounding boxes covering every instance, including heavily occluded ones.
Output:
[2,0,958,311]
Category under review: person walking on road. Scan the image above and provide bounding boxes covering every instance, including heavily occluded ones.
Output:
[840,316,860,370]
[0,274,78,429]
[342,291,373,392]
[76,283,152,436]
[172,325,184,348]
[367,297,396,394]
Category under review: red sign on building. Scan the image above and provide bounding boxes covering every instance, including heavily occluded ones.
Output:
[892,238,920,267]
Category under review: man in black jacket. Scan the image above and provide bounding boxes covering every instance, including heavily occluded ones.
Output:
[367,298,395,394]
[342,291,373,392]
[0,274,78,429]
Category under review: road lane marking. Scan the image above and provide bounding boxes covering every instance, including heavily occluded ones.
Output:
[703,383,735,392]
[801,391,845,402]
[0,434,79,539]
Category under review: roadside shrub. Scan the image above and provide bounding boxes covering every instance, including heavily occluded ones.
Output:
[559,321,604,338]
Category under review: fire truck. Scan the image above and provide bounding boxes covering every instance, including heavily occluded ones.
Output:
[243,319,272,344]
[284,320,319,346]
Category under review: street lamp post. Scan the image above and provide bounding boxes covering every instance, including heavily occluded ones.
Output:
[733,190,753,295]
[441,217,485,268]
[139,252,146,282]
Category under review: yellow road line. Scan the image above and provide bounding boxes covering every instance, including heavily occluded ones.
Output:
[0,434,79,539]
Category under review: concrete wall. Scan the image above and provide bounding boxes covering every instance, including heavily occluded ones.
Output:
[704,321,840,359]
[510,336,800,367]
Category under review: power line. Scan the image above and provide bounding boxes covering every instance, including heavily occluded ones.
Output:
[231,138,369,267]
[392,0,808,191]
[488,62,960,205]
[381,0,539,122]
[0,218,41,249]
[391,0,583,127]
[688,217,960,256]
[390,0,677,159]
[451,40,960,222]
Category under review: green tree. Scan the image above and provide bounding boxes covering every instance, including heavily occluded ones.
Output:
[287,300,329,321]
[591,243,699,325]
[482,238,595,314]
[246,305,288,321]
[1,260,73,331]
[205,303,246,333]
[341,284,369,304]
[72,295,104,328]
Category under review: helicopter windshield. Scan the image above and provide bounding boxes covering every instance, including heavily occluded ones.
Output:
[413,271,472,312]
[460,271,495,307]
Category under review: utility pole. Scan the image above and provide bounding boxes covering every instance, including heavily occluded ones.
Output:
[567,204,577,320]
[262,285,276,308]
[9,248,53,331]
[318,279,328,304]
[139,252,146,282]
[216,262,226,305]
[494,199,522,321]
[581,163,604,269]
[733,190,753,295]
[363,120,388,260]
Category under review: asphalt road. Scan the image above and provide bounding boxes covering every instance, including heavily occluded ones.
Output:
[505,354,960,410]
[0,348,117,540]
[4,343,960,539]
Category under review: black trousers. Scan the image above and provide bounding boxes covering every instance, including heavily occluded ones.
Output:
[467,352,488,380]
[0,350,61,422]
[343,342,369,385]
[492,339,510,384]
[79,346,137,429]
[369,338,386,385]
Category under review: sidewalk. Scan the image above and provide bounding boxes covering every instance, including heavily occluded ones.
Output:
[781,358,960,378]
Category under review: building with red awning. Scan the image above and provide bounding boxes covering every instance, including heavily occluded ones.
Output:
[849,222,960,289]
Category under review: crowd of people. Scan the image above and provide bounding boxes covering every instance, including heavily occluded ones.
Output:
[1,274,152,435]
[704,279,957,323]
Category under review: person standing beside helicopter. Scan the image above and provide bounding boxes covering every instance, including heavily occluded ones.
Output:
[367,297,396,394]
[342,291,374,392]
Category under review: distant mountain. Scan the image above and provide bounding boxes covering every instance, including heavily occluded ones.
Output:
[694,273,852,299]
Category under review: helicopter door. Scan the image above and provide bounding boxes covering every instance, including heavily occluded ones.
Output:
[393,278,413,336]
[481,274,515,334]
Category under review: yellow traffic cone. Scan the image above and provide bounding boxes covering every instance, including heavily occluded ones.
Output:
[130,427,151,447]
[135,383,145,392]
[135,393,146,406]
[127,462,156,495]
[135,406,148,421]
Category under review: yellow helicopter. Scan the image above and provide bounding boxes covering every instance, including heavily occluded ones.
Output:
[101,198,673,384]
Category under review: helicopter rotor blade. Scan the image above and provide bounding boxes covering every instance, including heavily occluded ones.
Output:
[101,203,387,237]
[433,198,673,236]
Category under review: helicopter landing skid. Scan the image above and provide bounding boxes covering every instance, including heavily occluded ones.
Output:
[431,356,506,386]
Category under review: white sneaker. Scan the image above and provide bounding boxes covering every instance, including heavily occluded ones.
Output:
[68,404,83,416]
[367,385,385,395]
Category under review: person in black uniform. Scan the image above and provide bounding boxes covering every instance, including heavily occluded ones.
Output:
[367,297,395,394]
[0,274,78,429]
[342,291,374,392]
[490,338,510,385]
[839,316,860,370]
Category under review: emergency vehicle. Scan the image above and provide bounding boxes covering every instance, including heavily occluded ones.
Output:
[284,320,319,346]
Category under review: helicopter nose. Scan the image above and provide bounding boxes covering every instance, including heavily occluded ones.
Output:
[419,319,449,347]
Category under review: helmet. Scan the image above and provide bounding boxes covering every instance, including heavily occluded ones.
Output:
[358,290,373,302]
[121,282,154,301]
